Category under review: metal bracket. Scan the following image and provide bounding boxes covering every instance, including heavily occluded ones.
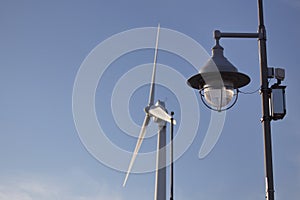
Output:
[261,115,272,123]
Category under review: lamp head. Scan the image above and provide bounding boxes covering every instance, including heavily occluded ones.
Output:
[187,43,250,111]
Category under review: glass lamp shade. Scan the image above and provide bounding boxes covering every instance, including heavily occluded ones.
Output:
[203,84,234,111]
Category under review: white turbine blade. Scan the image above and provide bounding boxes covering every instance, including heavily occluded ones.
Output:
[123,114,150,187]
[148,105,176,125]
[148,24,160,105]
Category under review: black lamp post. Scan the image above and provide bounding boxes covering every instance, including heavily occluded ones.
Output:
[187,1,286,200]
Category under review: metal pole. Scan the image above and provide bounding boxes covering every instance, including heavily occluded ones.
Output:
[257,0,275,200]
[170,112,174,200]
[215,30,259,39]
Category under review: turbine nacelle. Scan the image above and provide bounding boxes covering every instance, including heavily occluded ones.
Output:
[147,100,176,125]
[152,101,167,125]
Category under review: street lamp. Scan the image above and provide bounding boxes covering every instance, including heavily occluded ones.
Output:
[187,38,250,111]
[187,1,286,200]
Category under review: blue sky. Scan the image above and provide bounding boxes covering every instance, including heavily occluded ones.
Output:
[1,0,300,199]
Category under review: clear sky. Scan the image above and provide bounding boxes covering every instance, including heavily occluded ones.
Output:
[1,0,299,200]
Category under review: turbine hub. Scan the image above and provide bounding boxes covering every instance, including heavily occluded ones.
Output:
[144,105,151,113]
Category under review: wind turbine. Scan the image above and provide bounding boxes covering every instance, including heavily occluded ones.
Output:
[123,24,176,200]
